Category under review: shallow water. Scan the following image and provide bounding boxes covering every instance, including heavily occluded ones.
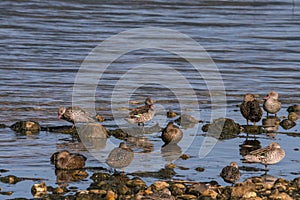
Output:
[0,0,300,198]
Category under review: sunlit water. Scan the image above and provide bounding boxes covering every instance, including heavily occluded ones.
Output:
[0,0,300,198]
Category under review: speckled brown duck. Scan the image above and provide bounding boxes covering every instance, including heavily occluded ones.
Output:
[161,122,183,147]
[243,142,285,171]
[58,106,95,127]
[240,93,263,125]
[220,161,240,185]
[263,91,281,117]
[106,142,134,171]
[52,150,86,170]
[125,97,155,127]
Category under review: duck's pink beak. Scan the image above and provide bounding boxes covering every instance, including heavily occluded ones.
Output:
[264,95,270,100]
[58,115,62,119]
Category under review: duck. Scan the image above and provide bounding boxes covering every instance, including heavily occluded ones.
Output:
[220,162,240,185]
[106,142,134,172]
[125,97,155,127]
[58,106,95,127]
[51,150,86,170]
[161,122,183,147]
[240,93,263,125]
[243,142,285,171]
[263,91,281,117]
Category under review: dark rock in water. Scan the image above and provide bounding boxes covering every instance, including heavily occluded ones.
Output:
[175,114,198,128]
[0,175,23,184]
[167,110,177,118]
[10,120,40,134]
[287,104,300,115]
[288,112,299,122]
[0,124,6,128]
[202,118,240,139]
[280,119,296,130]
[78,123,108,138]
[131,167,176,179]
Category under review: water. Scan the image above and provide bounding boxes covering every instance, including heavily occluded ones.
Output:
[0,0,300,198]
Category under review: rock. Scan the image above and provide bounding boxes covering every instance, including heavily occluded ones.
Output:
[231,180,255,198]
[187,183,210,196]
[201,189,218,199]
[78,123,108,138]
[269,191,293,200]
[0,124,6,128]
[195,167,205,172]
[10,120,40,134]
[0,175,22,184]
[177,194,197,200]
[288,112,299,122]
[90,172,111,183]
[106,190,116,200]
[175,114,198,128]
[31,182,47,197]
[242,191,257,198]
[169,183,186,196]
[127,177,147,193]
[203,118,241,139]
[287,104,300,115]
[280,119,296,130]
[151,181,169,191]
[180,154,190,160]
[167,110,177,118]
[291,177,300,189]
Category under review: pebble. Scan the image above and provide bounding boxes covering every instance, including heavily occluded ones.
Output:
[151,181,169,191]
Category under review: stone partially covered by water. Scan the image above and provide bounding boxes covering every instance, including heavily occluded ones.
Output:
[10,120,40,134]
[78,123,108,138]
[202,118,240,139]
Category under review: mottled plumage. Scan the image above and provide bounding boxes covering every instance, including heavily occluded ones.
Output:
[106,142,134,170]
[220,162,240,185]
[125,97,155,126]
[243,142,285,170]
[52,150,86,170]
[161,122,183,147]
[263,91,281,117]
[240,93,262,125]
[58,106,95,126]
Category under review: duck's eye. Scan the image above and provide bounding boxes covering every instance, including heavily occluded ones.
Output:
[260,153,266,158]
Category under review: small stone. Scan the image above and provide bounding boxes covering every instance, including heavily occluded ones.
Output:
[288,112,299,122]
[242,191,257,198]
[0,124,6,128]
[280,119,296,130]
[106,190,116,200]
[169,183,186,196]
[152,181,169,191]
[195,167,205,172]
[10,120,40,134]
[201,189,218,199]
[78,123,108,138]
[165,163,176,169]
[0,175,22,184]
[31,182,47,197]
[177,194,197,200]
[144,187,153,195]
[167,110,177,118]
[269,192,293,200]
[180,154,190,160]
[175,114,198,128]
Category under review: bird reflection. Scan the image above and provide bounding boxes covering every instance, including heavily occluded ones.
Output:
[239,138,261,157]
[126,136,154,153]
[161,144,182,163]
[55,169,88,183]
[262,116,280,133]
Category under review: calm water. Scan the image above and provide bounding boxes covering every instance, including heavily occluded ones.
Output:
[0,0,300,198]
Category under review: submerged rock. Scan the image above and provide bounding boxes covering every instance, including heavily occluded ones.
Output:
[202,118,241,139]
[280,119,296,130]
[78,123,108,138]
[175,114,198,128]
[10,120,40,134]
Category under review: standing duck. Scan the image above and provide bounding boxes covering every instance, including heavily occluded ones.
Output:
[106,142,134,172]
[125,97,155,127]
[58,106,95,127]
[52,150,86,170]
[220,162,240,185]
[263,91,281,117]
[240,93,263,125]
[161,122,183,147]
[243,142,285,171]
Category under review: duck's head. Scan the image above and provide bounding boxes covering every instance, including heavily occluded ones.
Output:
[145,97,155,106]
[264,91,279,100]
[58,106,66,119]
[244,93,255,102]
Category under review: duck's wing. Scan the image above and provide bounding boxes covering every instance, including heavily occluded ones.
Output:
[129,105,150,118]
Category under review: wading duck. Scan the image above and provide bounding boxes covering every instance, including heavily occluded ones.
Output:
[263,91,281,117]
[125,97,155,127]
[240,93,263,125]
[161,122,183,147]
[58,106,95,127]
[243,142,285,171]
[220,161,240,185]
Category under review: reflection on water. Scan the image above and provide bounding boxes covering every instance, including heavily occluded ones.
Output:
[0,0,300,198]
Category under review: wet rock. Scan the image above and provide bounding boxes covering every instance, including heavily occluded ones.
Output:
[0,191,13,196]
[90,172,111,183]
[169,183,186,196]
[287,104,300,115]
[78,123,108,138]
[201,188,218,199]
[131,167,176,179]
[10,120,40,134]
[203,118,241,139]
[0,124,6,128]
[177,194,197,200]
[280,119,296,130]
[31,182,47,197]
[167,110,178,118]
[151,181,169,191]
[231,180,256,198]
[195,167,205,172]
[288,112,299,122]
[180,154,190,160]
[291,177,300,189]
[126,177,147,193]
[175,114,198,128]
[242,191,257,199]
[269,191,293,200]
[0,175,22,184]
[165,163,176,169]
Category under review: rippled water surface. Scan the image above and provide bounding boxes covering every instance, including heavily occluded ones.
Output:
[0,0,300,198]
